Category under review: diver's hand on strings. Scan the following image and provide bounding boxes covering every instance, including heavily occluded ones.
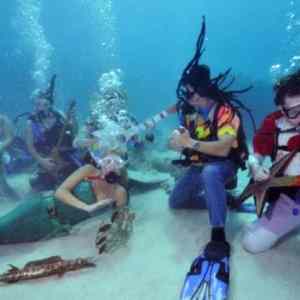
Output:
[248,159,270,182]
[169,127,190,151]
[169,129,184,151]
[252,166,270,182]
[248,155,270,182]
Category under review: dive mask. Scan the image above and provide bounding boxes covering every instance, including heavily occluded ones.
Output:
[99,154,125,184]
[98,154,125,173]
[87,154,125,184]
[283,103,300,119]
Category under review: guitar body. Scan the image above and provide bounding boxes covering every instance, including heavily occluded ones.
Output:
[48,148,70,179]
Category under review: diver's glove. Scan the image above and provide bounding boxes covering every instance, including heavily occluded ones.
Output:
[95,207,135,254]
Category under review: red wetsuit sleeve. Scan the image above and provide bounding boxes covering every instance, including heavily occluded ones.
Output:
[253,111,282,156]
[287,135,300,151]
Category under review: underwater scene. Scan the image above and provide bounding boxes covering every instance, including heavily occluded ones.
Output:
[1,0,300,299]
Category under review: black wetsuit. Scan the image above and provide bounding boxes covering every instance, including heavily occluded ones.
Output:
[29,110,82,191]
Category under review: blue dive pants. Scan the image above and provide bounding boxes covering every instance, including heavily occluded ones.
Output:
[169,160,236,227]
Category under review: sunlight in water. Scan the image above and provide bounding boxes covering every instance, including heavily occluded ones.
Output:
[15,0,53,88]
[81,0,119,66]
[270,0,300,80]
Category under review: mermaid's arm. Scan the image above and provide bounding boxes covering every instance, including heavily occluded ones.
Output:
[55,164,98,211]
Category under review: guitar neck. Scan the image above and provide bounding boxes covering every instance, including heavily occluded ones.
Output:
[124,104,176,142]
[54,101,76,150]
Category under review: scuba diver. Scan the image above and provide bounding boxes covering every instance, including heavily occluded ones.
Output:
[168,17,253,299]
[243,69,300,253]
[25,75,82,191]
[0,114,19,200]
[91,70,158,155]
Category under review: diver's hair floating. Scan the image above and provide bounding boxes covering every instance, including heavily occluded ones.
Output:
[176,16,256,131]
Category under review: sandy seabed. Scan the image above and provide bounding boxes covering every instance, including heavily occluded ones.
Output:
[0,172,300,300]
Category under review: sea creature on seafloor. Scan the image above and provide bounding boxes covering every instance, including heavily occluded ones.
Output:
[96,207,135,254]
[0,256,96,284]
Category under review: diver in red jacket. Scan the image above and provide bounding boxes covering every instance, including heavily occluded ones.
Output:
[243,69,300,253]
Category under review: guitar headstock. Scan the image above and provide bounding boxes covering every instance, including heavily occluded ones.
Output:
[66,99,76,117]
[69,99,76,110]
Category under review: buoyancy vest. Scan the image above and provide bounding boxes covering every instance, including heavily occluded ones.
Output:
[29,110,74,155]
[181,103,249,169]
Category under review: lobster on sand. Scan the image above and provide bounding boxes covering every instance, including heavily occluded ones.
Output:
[0,255,95,284]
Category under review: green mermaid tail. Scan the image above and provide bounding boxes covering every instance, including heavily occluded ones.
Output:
[0,169,169,244]
[0,182,96,244]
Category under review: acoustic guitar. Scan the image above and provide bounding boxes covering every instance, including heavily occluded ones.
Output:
[49,100,76,179]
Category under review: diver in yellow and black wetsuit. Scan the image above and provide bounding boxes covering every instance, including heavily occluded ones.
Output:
[168,17,254,300]
[172,64,251,300]
[169,63,248,242]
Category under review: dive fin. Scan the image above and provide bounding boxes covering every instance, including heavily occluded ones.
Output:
[180,256,211,299]
[180,241,230,300]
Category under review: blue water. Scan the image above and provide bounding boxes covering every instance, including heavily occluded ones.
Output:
[0,1,299,127]
[1,2,300,299]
